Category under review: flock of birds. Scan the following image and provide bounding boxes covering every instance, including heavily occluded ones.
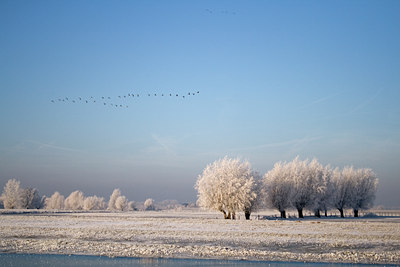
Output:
[50,91,200,108]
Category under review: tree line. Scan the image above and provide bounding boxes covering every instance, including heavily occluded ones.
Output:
[0,180,157,211]
[195,156,378,219]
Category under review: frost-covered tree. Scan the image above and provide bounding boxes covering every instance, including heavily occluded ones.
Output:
[307,159,333,218]
[83,196,106,210]
[45,191,65,210]
[64,190,84,210]
[115,195,128,211]
[144,198,155,211]
[243,173,262,220]
[331,168,352,218]
[263,162,293,218]
[195,157,258,220]
[346,167,378,217]
[1,179,22,209]
[20,187,42,209]
[287,157,316,218]
[108,189,121,210]
[128,201,135,211]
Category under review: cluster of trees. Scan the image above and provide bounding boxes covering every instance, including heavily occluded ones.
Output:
[0,179,45,209]
[195,156,378,219]
[0,180,157,212]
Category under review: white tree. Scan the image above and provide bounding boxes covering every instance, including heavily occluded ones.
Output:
[263,162,293,218]
[331,167,352,218]
[243,172,262,220]
[127,201,135,211]
[115,195,128,211]
[144,198,155,211]
[108,189,121,210]
[195,157,258,220]
[64,190,84,210]
[307,159,333,217]
[20,187,42,209]
[287,157,316,218]
[83,196,106,210]
[1,179,22,209]
[45,191,65,210]
[346,167,378,217]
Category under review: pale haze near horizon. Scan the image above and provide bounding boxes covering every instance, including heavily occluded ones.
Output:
[1,1,399,208]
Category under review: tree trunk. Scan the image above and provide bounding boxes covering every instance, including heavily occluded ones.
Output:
[354,209,359,217]
[226,212,231,220]
[338,208,344,218]
[221,210,229,219]
[314,210,321,218]
[297,208,304,218]
[245,210,251,220]
[231,212,236,220]
[324,210,328,217]
[280,210,286,219]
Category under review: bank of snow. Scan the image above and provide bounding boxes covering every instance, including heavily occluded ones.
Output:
[0,210,399,264]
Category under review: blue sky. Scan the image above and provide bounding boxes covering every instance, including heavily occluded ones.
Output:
[1,0,399,207]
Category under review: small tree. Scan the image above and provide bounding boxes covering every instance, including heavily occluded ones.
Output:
[64,190,84,210]
[195,157,258,219]
[45,191,65,210]
[347,167,378,217]
[243,175,262,220]
[108,189,121,210]
[1,179,22,209]
[144,198,155,211]
[331,168,352,218]
[115,195,128,211]
[263,162,293,218]
[308,160,332,218]
[128,201,135,211]
[20,187,42,209]
[288,157,316,218]
[83,196,106,210]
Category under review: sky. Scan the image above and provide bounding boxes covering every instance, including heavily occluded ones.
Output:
[1,0,399,208]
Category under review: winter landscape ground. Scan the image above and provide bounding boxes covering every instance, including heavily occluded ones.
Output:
[0,209,399,265]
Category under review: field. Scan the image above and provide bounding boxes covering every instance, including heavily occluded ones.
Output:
[0,209,399,265]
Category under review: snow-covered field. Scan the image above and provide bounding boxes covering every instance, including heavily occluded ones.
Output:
[0,209,399,264]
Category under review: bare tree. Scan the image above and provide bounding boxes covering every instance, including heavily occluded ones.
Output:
[195,157,258,219]
[1,179,22,209]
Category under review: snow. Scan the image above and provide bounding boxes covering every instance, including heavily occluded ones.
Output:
[0,209,399,264]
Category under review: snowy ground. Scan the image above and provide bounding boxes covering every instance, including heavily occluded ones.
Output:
[0,209,399,264]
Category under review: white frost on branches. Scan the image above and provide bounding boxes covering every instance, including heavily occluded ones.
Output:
[45,191,65,210]
[144,198,155,211]
[83,196,106,210]
[64,190,84,210]
[263,162,293,218]
[1,179,22,209]
[195,157,259,219]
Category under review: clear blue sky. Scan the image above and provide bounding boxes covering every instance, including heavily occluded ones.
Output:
[1,0,399,207]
